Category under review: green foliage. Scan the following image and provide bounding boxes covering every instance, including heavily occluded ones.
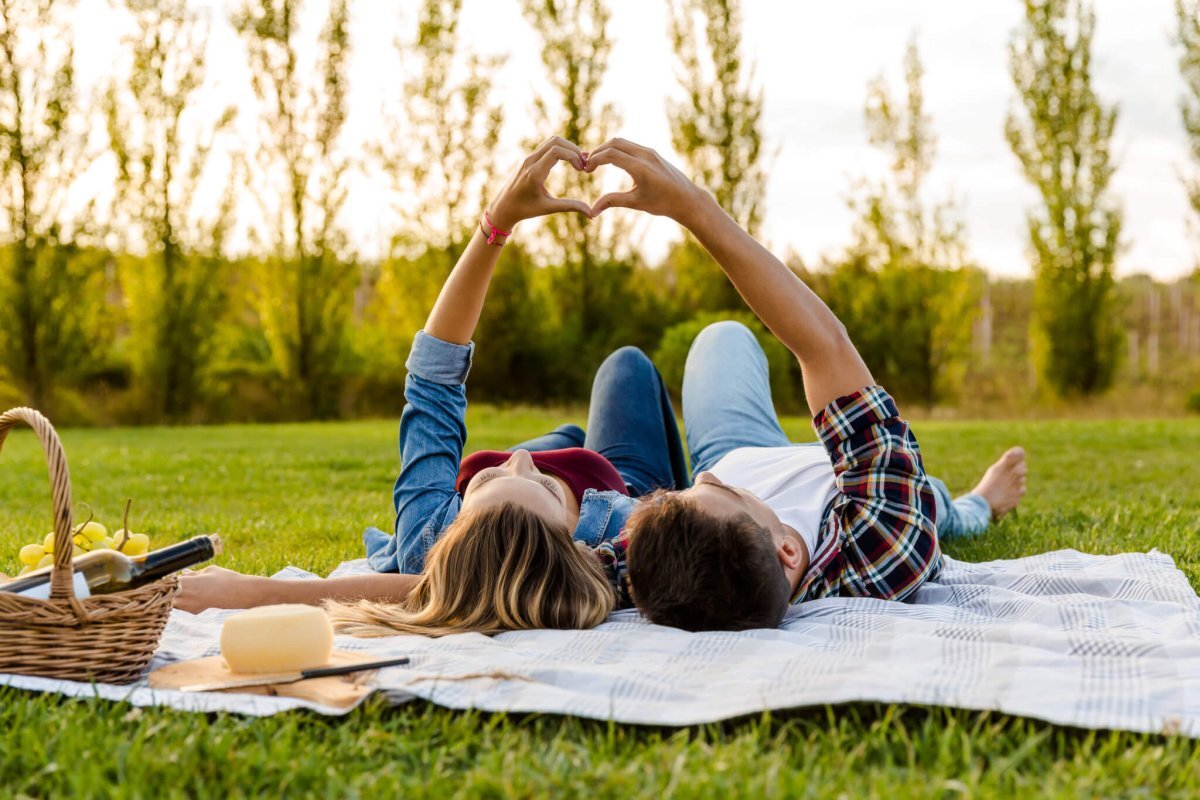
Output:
[1007,0,1122,396]
[381,0,505,255]
[818,258,981,408]
[520,0,637,368]
[1176,0,1200,231]
[104,0,233,422]
[654,310,801,412]
[4,418,1200,795]
[665,0,765,313]
[667,0,765,235]
[0,0,96,414]
[114,251,226,422]
[659,232,743,316]
[822,39,978,408]
[233,0,357,419]
[357,0,510,410]
[469,246,561,401]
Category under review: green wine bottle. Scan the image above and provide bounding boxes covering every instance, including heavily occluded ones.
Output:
[0,535,222,600]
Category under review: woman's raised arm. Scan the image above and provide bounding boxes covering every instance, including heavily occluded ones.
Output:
[584,138,874,414]
[424,136,591,345]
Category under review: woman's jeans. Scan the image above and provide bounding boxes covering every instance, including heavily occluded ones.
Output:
[681,321,990,539]
[507,347,691,497]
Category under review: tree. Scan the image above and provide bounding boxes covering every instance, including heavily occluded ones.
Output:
[824,39,979,407]
[1176,0,1200,245]
[365,0,506,372]
[667,0,765,234]
[520,0,634,370]
[105,0,235,421]
[663,0,765,313]
[1006,0,1122,396]
[233,0,357,419]
[0,0,101,413]
[383,0,503,258]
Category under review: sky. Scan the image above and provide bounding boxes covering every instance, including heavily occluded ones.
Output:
[69,0,1198,279]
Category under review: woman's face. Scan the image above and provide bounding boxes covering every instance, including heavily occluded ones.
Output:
[460,449,574,528]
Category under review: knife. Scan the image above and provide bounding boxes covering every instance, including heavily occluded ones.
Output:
[179,656,411,693]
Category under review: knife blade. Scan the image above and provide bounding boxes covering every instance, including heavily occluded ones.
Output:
[179,655,411,693]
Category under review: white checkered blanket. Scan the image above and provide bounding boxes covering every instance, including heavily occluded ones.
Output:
[3,549,1198,736]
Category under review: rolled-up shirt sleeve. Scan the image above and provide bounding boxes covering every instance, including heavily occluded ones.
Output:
[798,385,942,602]
[406,330,475,385]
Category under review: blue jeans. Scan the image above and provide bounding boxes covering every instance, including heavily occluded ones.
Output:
[508,346,691,497]
[681,321,990,539]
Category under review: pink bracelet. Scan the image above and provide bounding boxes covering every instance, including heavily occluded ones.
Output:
[480,211,511,246]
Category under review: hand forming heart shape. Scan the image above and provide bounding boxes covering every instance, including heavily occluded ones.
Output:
[488,136,708,232]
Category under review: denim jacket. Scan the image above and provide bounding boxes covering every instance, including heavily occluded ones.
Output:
[363,331,635,574]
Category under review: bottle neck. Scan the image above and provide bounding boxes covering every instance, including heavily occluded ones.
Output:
[135,536,217,584]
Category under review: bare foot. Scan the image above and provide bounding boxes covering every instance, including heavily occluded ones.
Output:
[971,447,1027,520]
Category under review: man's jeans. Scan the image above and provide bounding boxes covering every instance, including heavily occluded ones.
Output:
[508,346,691,497]
[680,320,990,539]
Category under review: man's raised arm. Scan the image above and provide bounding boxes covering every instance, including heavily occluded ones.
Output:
[585,138,873,413]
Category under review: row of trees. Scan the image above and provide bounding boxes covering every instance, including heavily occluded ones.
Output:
[1,0,1199,424]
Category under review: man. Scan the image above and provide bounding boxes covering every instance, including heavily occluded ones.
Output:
[580,138,1026,631]
[607,320,1025,630]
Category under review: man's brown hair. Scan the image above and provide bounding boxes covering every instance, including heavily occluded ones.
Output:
[625,493,792,631]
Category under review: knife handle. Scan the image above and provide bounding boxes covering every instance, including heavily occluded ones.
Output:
[298,656,410,680]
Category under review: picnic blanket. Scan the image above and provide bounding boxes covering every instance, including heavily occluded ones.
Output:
[3,548,1199,736]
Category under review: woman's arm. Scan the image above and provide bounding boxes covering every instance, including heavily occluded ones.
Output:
[425,136,590,345]
[176,566,420,613]
[584,138,873,414]
[386,136,592,572]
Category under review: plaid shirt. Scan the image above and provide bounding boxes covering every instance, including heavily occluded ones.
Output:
[595,385,941,609]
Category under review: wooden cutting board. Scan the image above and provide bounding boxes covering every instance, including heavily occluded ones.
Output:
[147,650,381,710]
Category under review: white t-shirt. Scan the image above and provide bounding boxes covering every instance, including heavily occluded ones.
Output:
[707,444,838,559]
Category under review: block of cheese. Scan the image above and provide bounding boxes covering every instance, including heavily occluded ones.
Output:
[220,604,334,674]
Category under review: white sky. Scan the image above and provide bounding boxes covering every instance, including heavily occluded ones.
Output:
[69,0,1198,279]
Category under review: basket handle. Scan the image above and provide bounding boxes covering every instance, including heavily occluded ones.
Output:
[0,407,77,602]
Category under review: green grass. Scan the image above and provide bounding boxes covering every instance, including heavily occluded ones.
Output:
[2,410,1200,798]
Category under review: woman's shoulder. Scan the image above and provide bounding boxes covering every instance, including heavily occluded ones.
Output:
[574,489,637,548]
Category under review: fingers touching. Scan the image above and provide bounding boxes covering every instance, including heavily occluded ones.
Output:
[495,135,667,225]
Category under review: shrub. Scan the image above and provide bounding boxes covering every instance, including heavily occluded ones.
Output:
[653,311,803,414]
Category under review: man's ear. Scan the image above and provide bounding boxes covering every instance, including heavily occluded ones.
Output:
[776,536,804,572]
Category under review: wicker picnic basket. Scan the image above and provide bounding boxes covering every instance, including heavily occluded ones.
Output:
[0,407,179,684]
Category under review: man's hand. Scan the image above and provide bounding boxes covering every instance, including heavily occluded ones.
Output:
[487,136,592,231]
[177,565,269,613]
[583,138,712,227]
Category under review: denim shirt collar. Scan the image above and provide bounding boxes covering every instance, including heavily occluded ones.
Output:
[574,489,635,548]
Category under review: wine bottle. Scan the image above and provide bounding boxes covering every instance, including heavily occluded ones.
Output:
[0,535,223,600]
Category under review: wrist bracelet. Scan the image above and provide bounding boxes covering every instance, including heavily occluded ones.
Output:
[481,211,511,246]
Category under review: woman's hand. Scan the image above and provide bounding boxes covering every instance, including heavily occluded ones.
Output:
[487,136,593,231]
[583,138,713,228]
[176,565,270,613]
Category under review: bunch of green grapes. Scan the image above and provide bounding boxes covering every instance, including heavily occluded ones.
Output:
[15,511,151,576]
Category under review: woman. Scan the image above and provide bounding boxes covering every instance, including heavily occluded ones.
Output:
[177,136,689,635]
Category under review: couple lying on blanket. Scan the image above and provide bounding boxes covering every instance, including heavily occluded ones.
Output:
[178,135,1027,635]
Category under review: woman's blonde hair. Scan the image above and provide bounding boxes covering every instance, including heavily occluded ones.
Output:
[325,503,615,637]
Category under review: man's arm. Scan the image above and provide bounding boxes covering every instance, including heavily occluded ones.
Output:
[585,138,873,413]
[176,567,420,613]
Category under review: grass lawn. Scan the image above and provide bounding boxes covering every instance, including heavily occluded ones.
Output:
[2,409,1200,798]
